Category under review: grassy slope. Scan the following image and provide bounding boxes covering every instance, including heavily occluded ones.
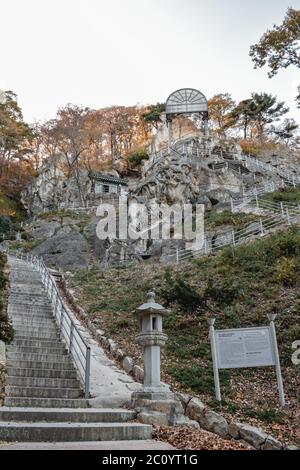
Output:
[67,227,300,446]
[261,187,300,204]
[204,209,263,230]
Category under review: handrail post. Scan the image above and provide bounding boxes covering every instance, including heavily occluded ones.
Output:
[60,303,64,334]
[260,218,264,236]
[232,229,235,246]
[54,291,59,319]
[204,236,208,255]
[69,321,74,351]
[85,348,91,399]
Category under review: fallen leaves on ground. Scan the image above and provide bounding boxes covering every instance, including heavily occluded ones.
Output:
[153,426,252,450]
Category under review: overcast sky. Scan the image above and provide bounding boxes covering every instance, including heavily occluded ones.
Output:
[1,0,299,123]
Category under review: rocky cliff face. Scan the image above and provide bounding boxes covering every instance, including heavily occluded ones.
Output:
[18,117,299,270]
[21,155,124,214]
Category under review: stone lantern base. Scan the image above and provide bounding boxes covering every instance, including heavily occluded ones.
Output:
[131,387,193,427]
[131,384,174,403]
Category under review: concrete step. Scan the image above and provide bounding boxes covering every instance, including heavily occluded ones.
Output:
[7,345,67,355]
[8,301,53,309]
[11,321,57,330]
[4,397,88,407]
[12,338,64,348]
[12,326,58,335]
[9,313,54,321]
[6,367,78,379]
[8,306,53,313]
[9,276,42,283]
[11,311,54,319]
[14,331,59,340]
[9,292,50,301]
[7,376,80,389]
[11,319,57,328]
[0,422,152,442]
[0,407,136,423]
[7,352,71,363]
[0,441,174,450]
[10,288,45,295]
[6,359,75,370]
[11,318,56,326]
[8,303,53,310]
[8,311,54,319]
[8,296,52,305]
[5,385,82,399]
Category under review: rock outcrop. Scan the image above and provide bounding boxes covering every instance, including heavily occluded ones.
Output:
[17,116,300,270]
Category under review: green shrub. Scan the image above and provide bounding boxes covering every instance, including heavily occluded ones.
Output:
[21,231,33,241]
[0,216,12,234]
[273,257,298,286]
[204,278,238,306]
[0,320,14,343]
[126,148,149,169]
[0,252,13,343]
[160,269,204,313]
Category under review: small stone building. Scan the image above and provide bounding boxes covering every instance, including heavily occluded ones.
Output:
[91,173,128,196]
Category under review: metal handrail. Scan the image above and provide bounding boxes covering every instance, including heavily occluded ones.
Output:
[165,200,299,264]
[2,249,91,398]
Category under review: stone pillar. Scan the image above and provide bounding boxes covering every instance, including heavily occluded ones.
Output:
[167,120,173,154]
[144,345,160,387]
[204,117,209,139]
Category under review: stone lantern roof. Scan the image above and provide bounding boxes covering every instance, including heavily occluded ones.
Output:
[135,292,169,317]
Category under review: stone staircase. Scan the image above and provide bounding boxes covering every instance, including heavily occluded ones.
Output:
[0,256,152,442]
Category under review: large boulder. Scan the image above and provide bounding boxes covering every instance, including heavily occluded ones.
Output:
[186,398,228,438]
[33,230,91,270]
[30,220,61,240]
[237,423,269,449]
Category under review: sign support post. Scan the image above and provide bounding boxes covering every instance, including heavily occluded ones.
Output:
[208,318,221,401]
[267,314,285,407]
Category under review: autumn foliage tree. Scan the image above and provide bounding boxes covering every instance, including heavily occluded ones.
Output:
[250,8,300,106]
[32,103,154,203]
[0,90,33,197]
[208,94,235,136]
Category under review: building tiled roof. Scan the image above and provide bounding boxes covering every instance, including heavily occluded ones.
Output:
[92,173,128,186]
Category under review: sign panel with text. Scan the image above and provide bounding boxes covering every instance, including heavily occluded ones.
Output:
[215,327,275,369]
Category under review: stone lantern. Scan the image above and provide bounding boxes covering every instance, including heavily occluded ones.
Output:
[131,292,187,426]
[133,291,171,399]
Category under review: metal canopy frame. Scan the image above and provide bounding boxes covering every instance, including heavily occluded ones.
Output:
[166,88,208,120]
[165,88,209,151]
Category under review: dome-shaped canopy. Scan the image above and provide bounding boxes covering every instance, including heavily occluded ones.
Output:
[165,88,208,118]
